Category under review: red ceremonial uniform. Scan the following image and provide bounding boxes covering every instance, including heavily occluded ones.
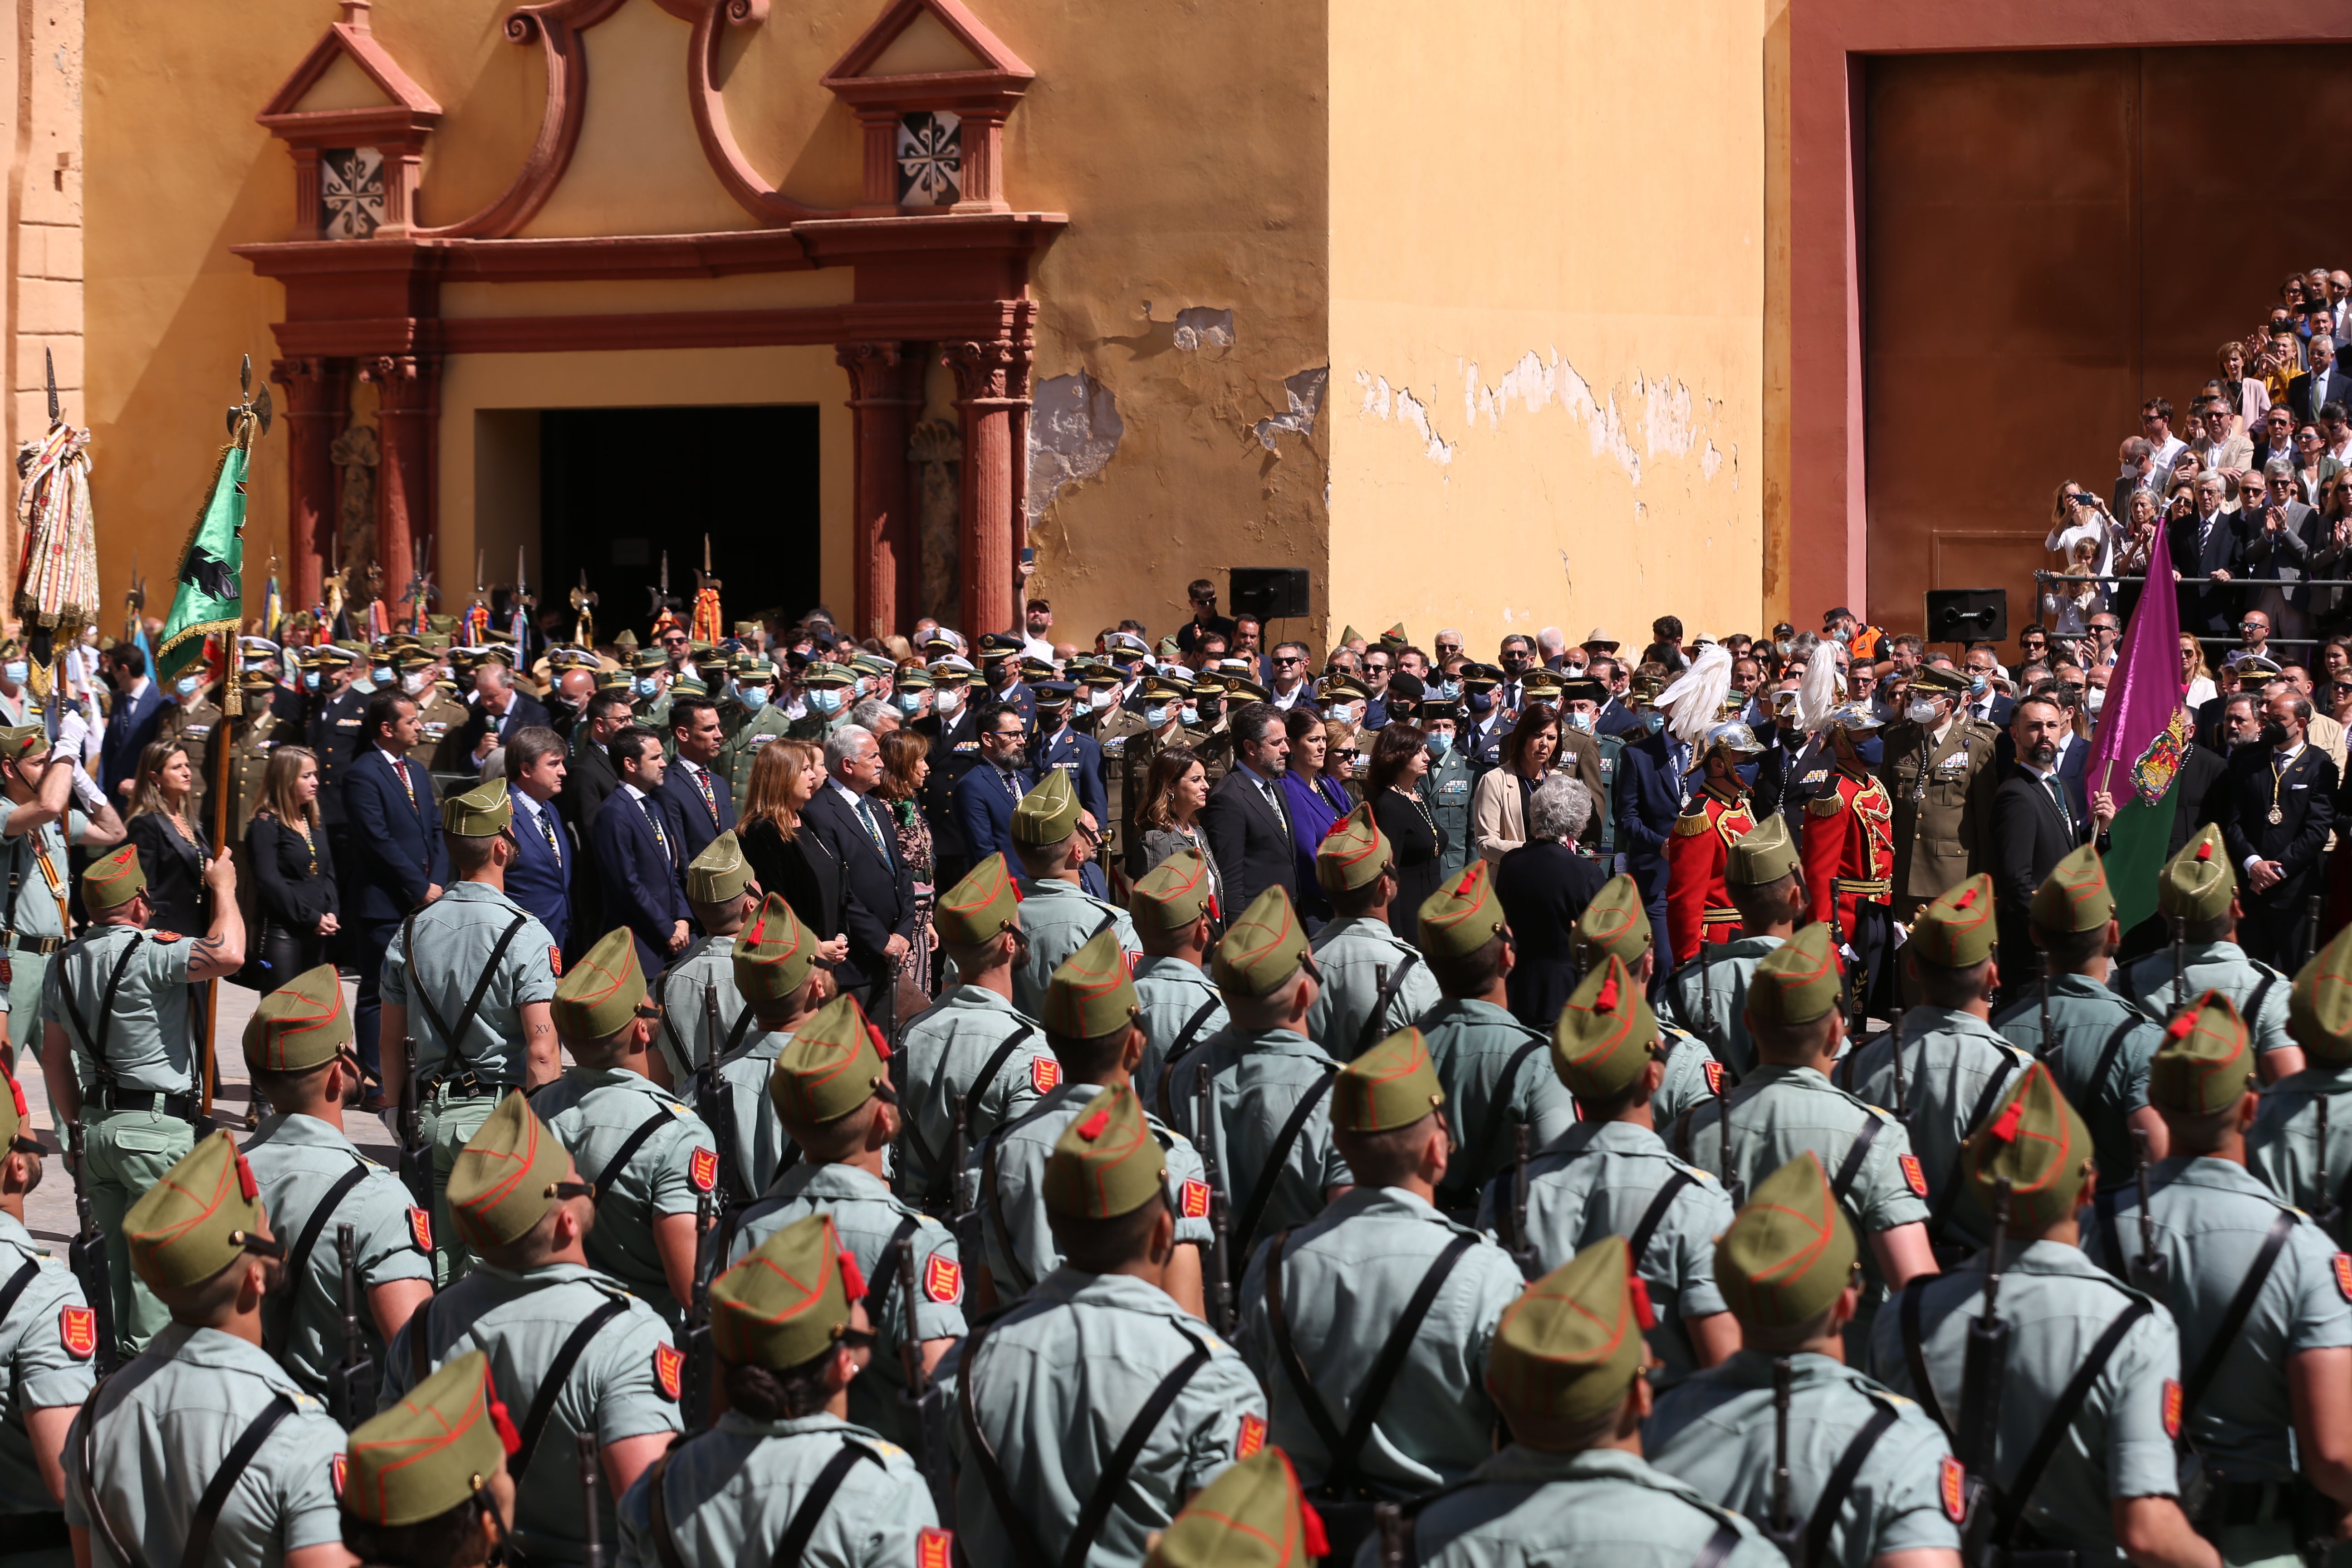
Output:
[1803,768,1895,942]
[1666,786,1757,964]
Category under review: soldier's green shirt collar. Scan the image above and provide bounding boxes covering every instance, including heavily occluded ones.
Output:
[1465,1444,1718,1492]
[770,1160,898,1207]
[2048,972,2126,1003]
[1713,1348,1850,1390]
[1132,956,1213,986]
[2180,940,2250,966]
[1318,1184,1456,1229]
[436,881,526,911]
[943,985,1026,1017]
[1713,935,1785,960]
[1897,1006,2008,1045]
[1740,1063,1836,1093]
[1425,998,1522,1029]
[470,1259,611,1289]
[1953,1239,2123,1284]
[1311,916,1405,948]
[0,1209,40,1260]
[1014,879,1093,903]
[2148,1154,2283,1203]
[712,1410,881,1441]
[566,1065,668,1096]
[246,1111,368,1156]
[1029,1265,1222,1331]
[1547,1119,1671,1161]
[146,1322,317,1398]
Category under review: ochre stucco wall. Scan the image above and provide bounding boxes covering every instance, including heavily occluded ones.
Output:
[1326,0,1769,661]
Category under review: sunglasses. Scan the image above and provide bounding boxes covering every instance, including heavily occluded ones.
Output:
[546,1180,596,1202]
[232,1230,287,1260]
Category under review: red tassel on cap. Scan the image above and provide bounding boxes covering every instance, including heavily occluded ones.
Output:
[1955,887,1976,910]
[867,1024,892,1062]
[1627,1269,1658,1330]
[838,1248,868,1301]
[1010,880,1024,903]
[1985,1098,2025,1145]
[1323,815,1350,840]
[235,1152,258,1203]
[2196,840,2213,862]
[1595,971,1619,1014]
[1207,895,1221,921]
[1455,867,1480,897]
[1077,1106,1112,1142]
[1300,1498,1331,1558]
[2165,1012,2196,1042]
[7,1075,24,1121]
[485,1377,523,1455]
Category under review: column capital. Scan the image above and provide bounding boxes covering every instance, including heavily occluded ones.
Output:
[835,341,921,405]
[269,357,347,414]
[941,338,1031,405]
[358,354,440,411]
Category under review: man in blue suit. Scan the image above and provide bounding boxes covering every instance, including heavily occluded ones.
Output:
[1028,683,1109,897]
[99,644,168,800]
[502,724,572,955]
[1613,700,1688,998]
[590,725,690,979]
[345,691,449,1094]
[654,694,735,864]
[951,700,1032,869]
[799,724,916,1015]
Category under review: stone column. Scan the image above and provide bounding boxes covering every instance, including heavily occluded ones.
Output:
[270,357,348,610]
[359,354,439,622]
[944,334,1031,637]
[836,342,921,637]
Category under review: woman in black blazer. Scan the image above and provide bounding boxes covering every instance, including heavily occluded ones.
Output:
[735,738,850,970]
[1493,771,1609,1031]
[244,745,340,985]
[123,740,210,937]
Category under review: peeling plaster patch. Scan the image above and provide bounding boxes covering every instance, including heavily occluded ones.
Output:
[1700,438,1723,481]
[1252,367,1328,453]
[1027,372,1124,520]
[1641,374,1695,460]
[1171,308,1235,351]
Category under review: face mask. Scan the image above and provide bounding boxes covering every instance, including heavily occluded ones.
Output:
[1968,673,1989,696]
[1433,680,1460,701]
[1905,700,1939,725]
[1853,734,1884,769]
[1179,705,1200,727]
[739,686,769,712]
[303,671,322,692]
[2261,718,2290,746]
[401,672,430,696]
[0,662,23,686]
[371,666,393,685]
[1145,705,1171,728]
[635,677,660,699]
[1327,703,1358,725]
[2084,687,2106,714]
[1566,710,1596,733]
[896,692,924,716]
[807,689,844,715]
[176,675,202,697]
[934,687,964,715]
[1561,663,1587,678]
[1089,688,1116,710]
[1775,639,1792,656]
[1639,710,1666,735]
[1830,627,1852,645]
[1425,731,1452,760]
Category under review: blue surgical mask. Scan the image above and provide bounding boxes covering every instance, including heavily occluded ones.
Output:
[1425,731,1452,760]
[739,686,769,712]
[1830,627,1852,645]
[634,677,660,699]
[1433,680,1460,701]
[0,662,24,685]
[896,692,925,716]
[176,675,202,697]
[1969,673,1989,696]
[1853,734,1884,769]
[1180,705,1200,727]
[371,666,393,685]
[1566,710,1596,734]
[1145,705,1171,728]
[304,671,322,692]
[1639,710,1666,735]
[807,688,844,715]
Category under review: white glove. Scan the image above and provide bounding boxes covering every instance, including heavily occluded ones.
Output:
[68,758,104,814]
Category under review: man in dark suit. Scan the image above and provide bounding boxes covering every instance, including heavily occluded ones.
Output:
[589,725,690,979]
[502,725,572,955]
[1989,691,2106,979]
[344,691,449,1089]
[1200,701,1297,913]
[2289,334,2352,425]
[98,644,168,800]
[951,700,1032,871]
[2220,687,2339,967]
[798,723,914,1010]
[447,663,551,770]
[2239,463,2323,631]
[1961,646,2016,730]
[2167,470,2244,638]
[654,694,735,865]
[558,690,630,835]
[1612,708,1689,995]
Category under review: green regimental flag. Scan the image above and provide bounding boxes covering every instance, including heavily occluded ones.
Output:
[155,380,266,686]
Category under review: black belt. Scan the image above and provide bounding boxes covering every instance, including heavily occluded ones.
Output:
[5,936,59,957]
[421,1069,516,1101]
[2206,1478,2288,1529]
[95,1086,203,1121]
[0,1511,69,1554]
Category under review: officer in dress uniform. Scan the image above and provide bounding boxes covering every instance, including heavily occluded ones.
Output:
[1188,675,1237,788]
[1006,771,1139,1014]
[709,894,828,1206]
[713,656,788,823]
[1165,888,1351,1260]
[0,1066,95,1566]
[1834,875,2033,1257]
[1801,702,1897,1014]
[0,724,122,1060]
[1870,1065,2210,1568]
[1029,681,1107,846]
[2115,827,2302,1079]
[913,658,980,887]
[1990,844,2167,1186]
[1120,675,1202,878]
[65,1133,347,1568]
[240,966,433,1404]
[379,779,562,1284]
[42,842,243,1353]
[1646,1152,1964,1568]
[1482,955,1739,1389]
[2080,990,2352,1564]
[1882,662,1999,930]
[1302,805,1441,1063]
[380,1093,681,1565]
[648,832,758,1087]
[890,856,1056,1215]
[1417,701,1475,877]
[618,1215,940,1568]
[1665,812,1803,1077]
[1128,850,1229,1109]
[951,1082,1267,1566]
[305,643,368,891]
[1393,1236,1781,1568]
[1234,1024,1521,1515]
[152,666,222,827]
[2249,921,2352,1221]
[531,929,718,1328]
[407,651,469,775]
[1076,661,1146,872]
[967,928,1214,1318]
[229,666,290,838]
[1664,721,1763,966]
[335,1350,519,1568]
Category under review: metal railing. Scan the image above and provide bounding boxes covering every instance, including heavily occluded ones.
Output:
[2034,569,2352,650]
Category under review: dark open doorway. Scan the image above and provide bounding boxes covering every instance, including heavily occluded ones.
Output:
[539,405,822,642]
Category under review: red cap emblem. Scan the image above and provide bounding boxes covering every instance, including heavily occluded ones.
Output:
[330,1452,348,1499]
[1898,1153,1928,1198]
[689,1147,719,1195]
[1939,1456,1966,1524]
[653,1343,684,1402]
[2335,1254,2352,1303]
[917,1528,954,1568]
[2162,1378,2183,1441]
[1031,1058,1063,1095]
[407,1207,433,1254]
[1236,1412,1267,1459]
[923,1254,963,1304]
[58,1306,95,1361]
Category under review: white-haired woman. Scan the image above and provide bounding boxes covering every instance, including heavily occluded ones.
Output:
[1491,772,1608,1031]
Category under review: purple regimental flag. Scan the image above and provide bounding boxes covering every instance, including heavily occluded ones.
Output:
[2087,581,2190,931]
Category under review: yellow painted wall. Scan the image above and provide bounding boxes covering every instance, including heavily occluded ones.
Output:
[1326,0,1769,662]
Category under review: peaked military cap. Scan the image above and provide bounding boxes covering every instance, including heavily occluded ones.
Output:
[1488,1236,1647,1436]
[1013,769,1083,846]
[1420,862,1509,961]
[1716,1152,1857,1327]
[125,1130,270,1291]
[82,843,144,911]
[1131,848,1217,931]
[1315,803,1393,894]
[769,993,888,1125]
[448,1093,574,1250]
[2031,843,2113,936]
[1033,680,1075,709]
[1213,886,1311,998]
[1333,1027,1445,1133]
[2292,921,2352,1064]
[977,633,1022,661]
[2159,825,2237,921]
[1908,664,1968,696]
[1146,1447,1328,1568]
[631,649,668,674]
[735,893,818,1004]
[1908,873,1997,967]
[343,1350,518,1527]
[1744,923,1842,1028]
[1043,1082,1165,1220]
[894,665,935,691]
[1963,1062,2093,1233]
[684,829,757,905]
[0,725,46,764]
[711,1213,863,1371]
[244,964,352,1074]
[1571,874,1651,967]
[1725,812,1799,887]
[800,662,855,687]
[1139,674,1192,705]
[1551,956,1657,1101]
[1042,926,1140,1041]
[2148,990,2256,1115]
[937,854,1022,946]
[550,928,646,1041]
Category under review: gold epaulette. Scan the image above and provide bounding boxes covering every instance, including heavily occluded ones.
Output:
[1807,792,1844,818]
[1672,811,1712,838]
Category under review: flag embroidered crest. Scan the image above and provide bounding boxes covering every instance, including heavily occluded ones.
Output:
[917,1529,953,1568]
[924,1254,963,1304]
[407,1207,433,1253]
[1031,1058,1062,1094]
[1236,1413,1266,1459]
[1180,1180,1211,1220]
[1939,1457,1965,1523]
[689,1148,719,1194]
[653,1344,684,1401]
[1898,1154,1928,1197]
[59,1307,95,1360]
[2162,1379,2182,1440]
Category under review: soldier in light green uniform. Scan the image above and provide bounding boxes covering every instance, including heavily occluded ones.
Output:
[648,831,760,1086]
[0,1064,94,1562]
[892,855,1056,1215]
[1481,955,1739,1389]
[2081,990,2352,1566]
[951,1082,1267,1566]
[1165,887,1352,1258]
[711,894,828,1205]
[2249,921,2352,1221]
[727,996,964,1450]
[1992,843,2168,1186]
[1129,849,1229,1113]
[2115,826,2301,1078]
[1008,770,1139,1014]
[65,1132,347,1568]
[1834,873,2032,1256]
[531,929,719,1327]
[1303,804,1442,1063]
[382,1093,681,1565]
[336,1350,519,1568]
[1414,862,1574,1212]
[1236,1024,1522,1499]
[1664,812,1803,1076]
[380,777,562,1286]
[1572,877,1726,1135]
[1393,1235,1782,1568]
[240,965,434,1407]
[1148,1447,1323,1568]
[969,928,1214,1318]
[42,841,242,1354]
[1870,1063,2205,1568]
[1417,702,1475,878]
[1647,1152,1963,1568]
[620,1214,937,1568]
[0,725,122,1065]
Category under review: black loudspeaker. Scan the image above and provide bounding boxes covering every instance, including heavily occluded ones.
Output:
[1924,588,2009,645]
[1230,568,1310,620]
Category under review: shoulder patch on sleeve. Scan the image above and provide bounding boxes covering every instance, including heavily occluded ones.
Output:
[1939,1456,1966,1524]
[1897,1153,1928,1198]
[407,1207,433,1254]
[2333,1254,2352,1303]
[2162,1378,2182,1440]
[922,1253,963,1304]
[148,931,183,944]
[1235,1411,1267,1459]
[689,1147,718,1194]
[1702,1059,1726,1096]
[652,1343,684,1402]
[1180,1179,1211,1220]
[330,1452,348,1499]
[917,1528,954,1568]
[1030,1058,1062,1094]
[550,945,564,978]
[58,1306,94,1360]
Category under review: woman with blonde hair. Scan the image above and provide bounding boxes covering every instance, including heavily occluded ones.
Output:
[245,744,339,983]
[124,740,210,938]
[2180,633,2216,710]
[737,737,849,968]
